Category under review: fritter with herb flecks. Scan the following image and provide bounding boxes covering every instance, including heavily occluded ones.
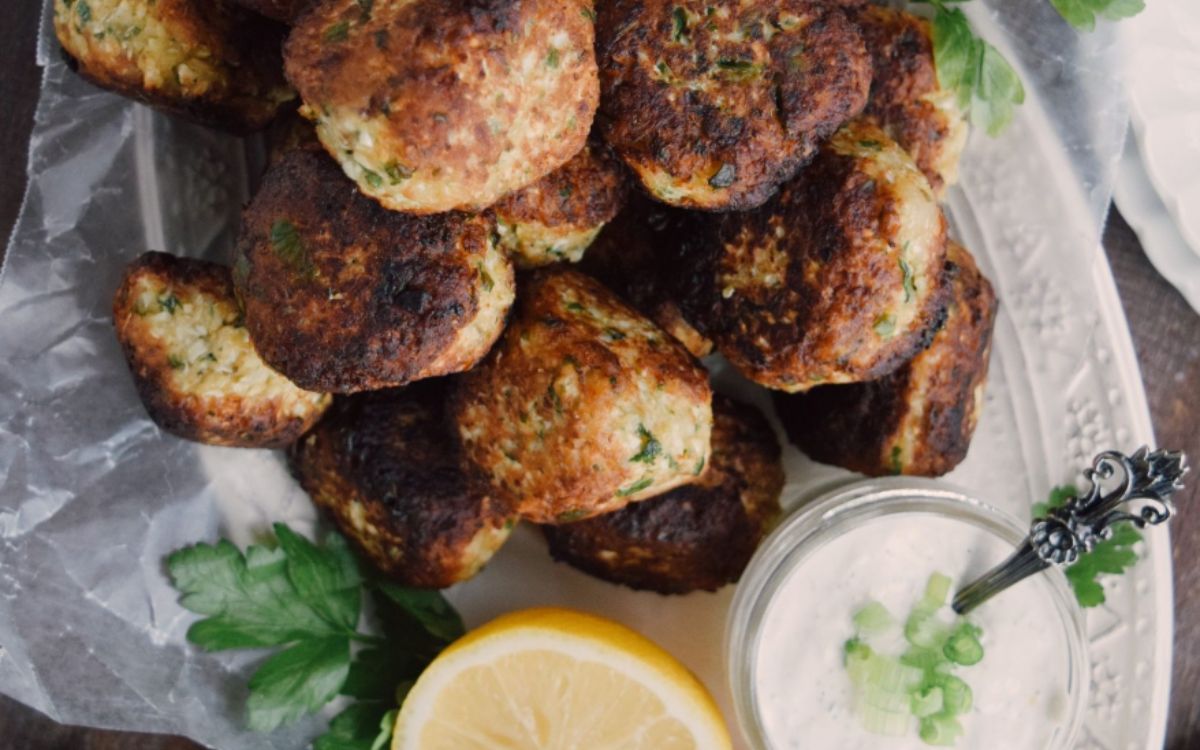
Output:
[54,0,293,133]
[113,252,330,447]
[234,148,514,394]
[596,0,870,210]
[543,394,783,594]
[290,381,517,588]
[453,269,713,525]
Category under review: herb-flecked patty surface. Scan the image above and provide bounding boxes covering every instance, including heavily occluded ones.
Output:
[452,269,713,525]
[289,381,517,588]
[54,0,294,133]
[284,0,600,214]
[112,252,330,447]
[596,0,871,210]
[775,241,997,477]
[235,149,515,393]
[543,394,783,594]
[580,194,713,358]
[677,121,950,391]
[493,141,629,269]
[853,5,968,197]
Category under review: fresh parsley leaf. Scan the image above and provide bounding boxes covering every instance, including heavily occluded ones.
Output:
[1049,0,1144,32]
[316,703,389,750]
[971,40,1025,136]
[247,636,352,732]
[375,581,466,643]
[1032,485,1143,607]
[930,3,1023,137]
[274,524,362,631]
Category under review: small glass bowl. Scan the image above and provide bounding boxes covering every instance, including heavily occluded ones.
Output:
[726,478,1089,750]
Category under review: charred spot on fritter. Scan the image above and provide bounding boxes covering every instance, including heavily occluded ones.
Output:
[112,251,330,447]
[54,0,294,133]
[289,380,517,588]
[596,0,870,210]
[234,149,515,393]
[452,268,713,524]
[775,241,997,477]
[542,394,783,594]
[284,0,599,213]
[853,5,968,196]
[493,141,629,269]
[677,121,950,391]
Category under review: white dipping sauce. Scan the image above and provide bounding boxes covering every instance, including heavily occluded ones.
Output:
[754,513,1074,750]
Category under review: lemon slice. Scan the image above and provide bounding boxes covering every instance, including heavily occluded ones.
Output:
[391,607,732,750]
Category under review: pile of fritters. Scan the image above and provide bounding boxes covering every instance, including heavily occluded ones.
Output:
[89,0,997,594]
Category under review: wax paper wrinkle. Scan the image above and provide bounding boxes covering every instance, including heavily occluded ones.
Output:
[0,1,1131,748]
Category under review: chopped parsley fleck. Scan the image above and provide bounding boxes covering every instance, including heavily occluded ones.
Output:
[158,293,181,315]
[564,301,586,313]
[556,509,590,523]
[477,264,494,292]
[580,8,595,22]
[602,327,626,342]
[616,477,654,497]
[545,47,560,68]
[714,58,760,80]
[76,0,91,23]
[693,456,706,476]
[630,425,662,464]
[899,254,917,303]
[324,21,350,43]
[269,219,315,280]
[655,60,674,81]
[708,163,736,188]
[167,354,185,370]
[671,7,689,42]
[858,139,882,150]
[362,169,383,188]
[384,161,414,183]
[889,445,903,475]
[873,313,896,338]
[355,0,373,20]
[546,383,563,414]
[558,185,573,200]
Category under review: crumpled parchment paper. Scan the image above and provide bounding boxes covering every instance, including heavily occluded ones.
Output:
[0,1,1130,748]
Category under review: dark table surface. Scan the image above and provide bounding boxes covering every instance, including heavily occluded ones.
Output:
[2,3,1197,748]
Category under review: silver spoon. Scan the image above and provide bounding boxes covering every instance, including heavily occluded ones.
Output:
[952,447,1188,615]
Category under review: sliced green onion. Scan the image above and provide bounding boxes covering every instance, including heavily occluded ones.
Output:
[904,611,950,649]
[923,572,953,607]
[934,674,973,715]
[900,646,947,673]
[853,601,894,635]
[943,625,984,666]
[919,714,964,746]
[910,686,944,718]
[860,707,912,737]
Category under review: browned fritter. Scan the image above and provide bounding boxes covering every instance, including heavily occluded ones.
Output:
[675,121,950,391]
[234,149,515,394]
[54,0,294,133]
[853,5,968,197]
[112,252,331,447]
[492,141,630,269]
[542,394,783,594]
[289,381,517,588]
[284,0,599,214]
[580,194,713,358]
[596,0,871,210]
[228,0,313,24]
[775,241,998,477]
[264,106,321,166]
[452,269,713,525]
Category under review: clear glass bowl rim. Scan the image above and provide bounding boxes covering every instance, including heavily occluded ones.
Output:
[724,477,1090,750]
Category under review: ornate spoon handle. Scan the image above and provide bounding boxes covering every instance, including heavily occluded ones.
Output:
[952,447,1188,615]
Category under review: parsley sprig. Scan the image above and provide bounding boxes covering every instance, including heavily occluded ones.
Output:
[1049,0,1144,32]
[166,525,465,747]
[1033,485,1144,608]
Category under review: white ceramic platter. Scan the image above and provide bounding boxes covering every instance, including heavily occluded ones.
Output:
[0,2,1167,749]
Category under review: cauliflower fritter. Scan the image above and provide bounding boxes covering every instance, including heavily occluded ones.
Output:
[596,0,870,210]
[854,5,968,197]
[112,252,330,447]
[228,0,312,24]
[284,0,599,214]
[453,269,713,525]
[542,394,783,594]
[775,241,997,477]
[54,0,293,133]
[234,149,515,393]
[580,195,713,358]
[290,381,517,588]
[676,121,950,391]
[492,142,628,269]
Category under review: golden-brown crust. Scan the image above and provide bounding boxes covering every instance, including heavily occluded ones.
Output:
[542,394,783,594]
[774,241,998,477]
[264,106,321,166]
[853,6,968,196]
[580,195,714,357]
[234,149,514,393]
[494,141,628,231]
[452,268,713,524]
[228,0,313,24]
[54,0,293,134]
[676,122,950,391]
[289,380,517,588]
[284,0,599,213]
[112,251,330,447]
[596,0,870,210]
